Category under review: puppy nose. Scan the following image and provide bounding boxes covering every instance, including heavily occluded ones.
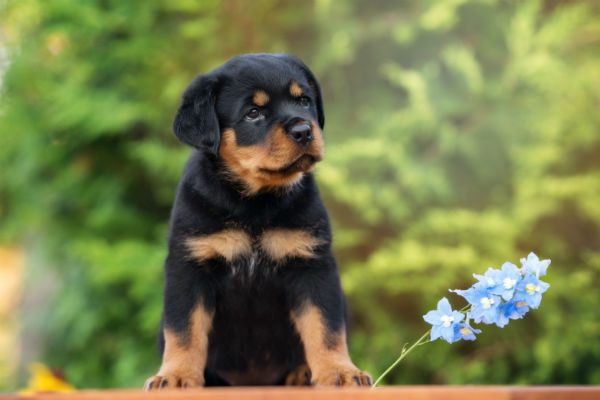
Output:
[287,123,313,145]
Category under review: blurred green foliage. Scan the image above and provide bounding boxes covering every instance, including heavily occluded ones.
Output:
[1,0,600,390]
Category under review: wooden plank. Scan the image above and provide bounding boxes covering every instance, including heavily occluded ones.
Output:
[509,386,600,400]
[5,386,600,400]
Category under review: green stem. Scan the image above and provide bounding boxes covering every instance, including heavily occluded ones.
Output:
[459,304,471,313]
[371,329,431,388]
[371,305,472,388]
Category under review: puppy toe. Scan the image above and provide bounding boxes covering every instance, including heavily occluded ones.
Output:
[144,376,161,391]
[181,377,203,389]
[313,366,373,387]
[285,364,312,386]
[144,374,203,391]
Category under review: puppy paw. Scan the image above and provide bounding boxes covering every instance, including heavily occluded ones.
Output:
[312,366,372,387]
[285,364,312,386]
[143,373,203,391]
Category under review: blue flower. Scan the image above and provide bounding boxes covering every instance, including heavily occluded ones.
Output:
[451,284,501,325]
[453,320,481,341]
[520,252,550,278]
[513,274,550,309]
[495,300,530,327]
[488,262,522,301]
[423,297,465,343]
[472,267,502,288]
[373,253,552,386]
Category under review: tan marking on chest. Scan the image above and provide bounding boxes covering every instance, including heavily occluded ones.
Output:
[260,229,324,261]
[185,229,252,262]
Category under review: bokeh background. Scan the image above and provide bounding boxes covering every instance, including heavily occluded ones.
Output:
[1,0,600,391]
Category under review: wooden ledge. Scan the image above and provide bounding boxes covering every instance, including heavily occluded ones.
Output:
[4,386,600,400]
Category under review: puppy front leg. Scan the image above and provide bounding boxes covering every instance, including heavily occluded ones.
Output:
[291,301,371,387]
[144,303,213,390]
[145,256,215,390]
[287,260,372,387]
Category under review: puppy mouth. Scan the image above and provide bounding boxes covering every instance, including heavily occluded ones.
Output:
[260,154,319,175]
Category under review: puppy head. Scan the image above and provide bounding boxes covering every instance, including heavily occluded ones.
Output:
[173,53,325,196]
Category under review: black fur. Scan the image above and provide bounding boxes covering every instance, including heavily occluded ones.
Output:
[157,53,350,386]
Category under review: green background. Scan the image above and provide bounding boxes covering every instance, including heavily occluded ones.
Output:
[1,0,600,389]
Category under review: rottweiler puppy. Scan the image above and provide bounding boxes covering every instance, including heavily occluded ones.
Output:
[144,53,372,389]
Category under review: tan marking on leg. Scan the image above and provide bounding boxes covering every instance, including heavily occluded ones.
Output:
[260,229,325,261]
[185,229,252,262]
[291,303,372,387]
[253,90,269,106]
[289,81,303,97]
[144,305,213,390]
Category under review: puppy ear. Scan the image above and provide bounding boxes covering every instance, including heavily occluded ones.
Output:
[172,74,221,154]
[276,54,325,129]
[305,71,325,130]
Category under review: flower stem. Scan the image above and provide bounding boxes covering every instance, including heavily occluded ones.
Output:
[459,304,471,313]
[371,329,431,388]
[371,304,472,387]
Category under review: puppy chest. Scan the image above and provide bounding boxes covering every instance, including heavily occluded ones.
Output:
[184,227,324,274]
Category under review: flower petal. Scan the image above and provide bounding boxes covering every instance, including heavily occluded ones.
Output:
[501,262,519,274]
[538,280,550,292]
[441,326,456,343]
[537,259,551,277]
[430,325,443,341]
[451,311,465,323]
[423,310,442,325]
[437,297,453,315]
[527,252,540,264]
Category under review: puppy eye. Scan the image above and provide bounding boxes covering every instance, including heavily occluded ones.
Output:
[244,108,263,121]
[298,96,310,108]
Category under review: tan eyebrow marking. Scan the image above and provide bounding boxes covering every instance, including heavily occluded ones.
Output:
[253,90,269,106]
[185,229,252,262]
[289,81,303,97]
[260,229,325,261]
